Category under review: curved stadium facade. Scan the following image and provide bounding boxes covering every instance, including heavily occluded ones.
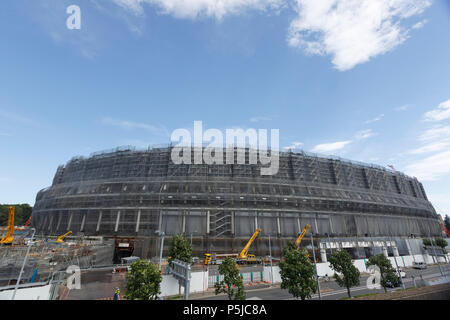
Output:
[32,146,441,258]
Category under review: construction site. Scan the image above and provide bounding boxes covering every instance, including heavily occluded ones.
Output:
[1,145,449,299]
[0,206,114,292]
[29,145,444,260]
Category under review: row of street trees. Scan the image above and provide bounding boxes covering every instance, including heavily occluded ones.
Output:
[124,234,433,300]
[279,240,400,299]
[125,234,194,300]
[423,237,448,254]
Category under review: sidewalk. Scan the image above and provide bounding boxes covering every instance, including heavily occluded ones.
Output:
[179,283,277,300]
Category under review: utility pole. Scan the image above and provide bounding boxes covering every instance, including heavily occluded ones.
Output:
[269,234,274,286]
[190,230,198,246]
[310,233,321,300]
[427,232,444,277]
[12,228,36,300]
[327,233,333,255]
[155,230,165,271]
[389,235,405,290]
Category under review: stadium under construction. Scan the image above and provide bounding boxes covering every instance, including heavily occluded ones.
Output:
[31,146,443,262]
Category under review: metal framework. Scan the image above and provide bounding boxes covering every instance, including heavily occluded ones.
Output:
[32,145,442,258]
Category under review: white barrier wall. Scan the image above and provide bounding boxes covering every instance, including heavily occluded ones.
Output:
[263,254,450,282]
[263,266,282,284]
[0,285,52,300]
[161,270,209,297]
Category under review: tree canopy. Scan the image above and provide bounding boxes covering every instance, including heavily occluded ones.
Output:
[328,249,360,298]
[279,240,317,300]
[125,259,162,300]
[168,234,193,268]
[0,204,32,226]
[444,215,450,231]
[214,258,246,300]
[366,254,398,293]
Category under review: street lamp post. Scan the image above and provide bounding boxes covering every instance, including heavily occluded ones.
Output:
[427,232,444,277]
[190,230,197,246]
[12,228,36,300]
[268,234,274,286]
[310,233,321,300]
[389,235,405,290]
[155,230,166,271]
[326,233,333,255]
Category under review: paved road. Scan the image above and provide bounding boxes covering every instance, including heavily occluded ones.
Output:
[60,269,127,300]
[196,264,450,300]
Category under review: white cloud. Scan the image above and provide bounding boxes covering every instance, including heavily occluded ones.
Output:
[0,109,36,126]
[419,125,450,141]
[101,117,169,137]
[405,150,450,181]
[283,141,303,150]
[424,99,450,122]
[395,104,410,111]
[311,140,352,153]
[412,19,427,29]
[364,114,384,124]
[408,140,450,154]
[427,193,450,214]
[354,129,377,140]
[111,0,285,19]
[250,116,272,122]
[287,0,431,71]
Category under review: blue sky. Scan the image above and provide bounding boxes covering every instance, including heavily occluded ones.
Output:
[0,0,449,215]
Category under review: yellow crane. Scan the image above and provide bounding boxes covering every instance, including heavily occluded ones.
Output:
[296,224,310,248]
[0,206,15,245]
[238,228,262,263]
[56,231,72,243]
[203,228,262,265]
[295,224,312,258]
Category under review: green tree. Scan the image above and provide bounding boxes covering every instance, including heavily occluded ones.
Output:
[366,254,398,293]
[125,259,162,300]
[328,249,360,298]
[168,234,193,296]
[434,238,448,254]
[444,215,450,231]
[0,204,32,226]
[424,238,448,254]
[168,234,193,267]
[279,241,317,300]
[214,258,246,300]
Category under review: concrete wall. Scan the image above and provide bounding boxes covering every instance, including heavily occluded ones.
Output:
[161,270,209,297]
[262,253,450,282]
[0,285,51,300]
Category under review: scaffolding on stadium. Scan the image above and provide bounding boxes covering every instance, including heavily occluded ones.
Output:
[31,145,442,259]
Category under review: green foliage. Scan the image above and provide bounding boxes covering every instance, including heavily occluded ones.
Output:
[434,238,448,254]
[214,258,246,300]
[0,204,32,226]
[434,238,448,249]
[125,259,162,300]
[444,215,450,231]
[279,240,317,300]
[423,238,448,253]
[168,234,193,268]
[328,249,360,298]
[366,254,398,293]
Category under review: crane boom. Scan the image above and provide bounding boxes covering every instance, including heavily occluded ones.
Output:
[57,231,72,243]
[238,228,262,259]
[24,216,31,227]
[0,206,15,245]
[438,215,450,237]
[296,224,310,247]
